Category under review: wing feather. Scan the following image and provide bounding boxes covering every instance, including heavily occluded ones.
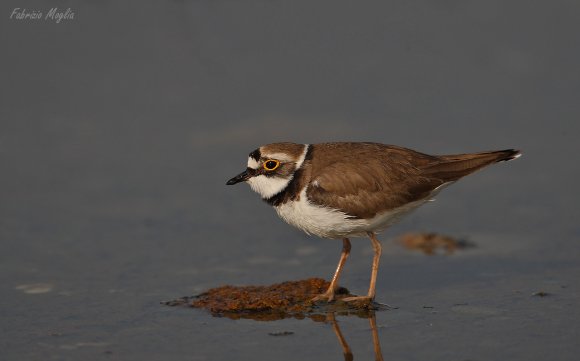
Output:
[306,143,441,219]
[305,143,518,219]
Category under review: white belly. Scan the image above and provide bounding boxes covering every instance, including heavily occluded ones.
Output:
[274,188,429,239]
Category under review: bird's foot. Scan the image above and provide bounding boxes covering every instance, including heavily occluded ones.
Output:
[312,290,336,303]
[341,295,374,307]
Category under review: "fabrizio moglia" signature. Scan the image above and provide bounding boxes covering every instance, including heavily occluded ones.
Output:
[10,8,75,24]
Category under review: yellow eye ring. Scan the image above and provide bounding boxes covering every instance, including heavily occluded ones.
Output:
[263,159,280,171]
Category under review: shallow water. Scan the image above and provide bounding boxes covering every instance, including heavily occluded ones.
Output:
[1,1,579,360]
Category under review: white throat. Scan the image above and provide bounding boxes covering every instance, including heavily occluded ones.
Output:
[246,144,309,199]
[247,175,292,199]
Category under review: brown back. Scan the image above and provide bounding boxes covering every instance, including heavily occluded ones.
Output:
[305,142,520,219]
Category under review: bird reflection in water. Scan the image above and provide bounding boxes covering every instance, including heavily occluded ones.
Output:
[162,278,388,359]
[326,311,384,361]
[164,300,386,360]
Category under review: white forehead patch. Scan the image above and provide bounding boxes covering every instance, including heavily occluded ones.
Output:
[247,157,259,169]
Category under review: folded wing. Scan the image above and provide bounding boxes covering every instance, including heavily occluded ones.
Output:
[306,143,520,219]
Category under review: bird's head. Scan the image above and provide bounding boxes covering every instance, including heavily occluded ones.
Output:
[226,143,309,199]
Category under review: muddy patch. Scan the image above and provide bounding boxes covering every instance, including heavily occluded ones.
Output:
[397,232,475,255]
[162,278,388,321]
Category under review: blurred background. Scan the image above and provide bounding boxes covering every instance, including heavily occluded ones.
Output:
[1,1,579,360]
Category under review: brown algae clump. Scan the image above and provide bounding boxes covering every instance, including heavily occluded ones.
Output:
[162,278,385,320]
[398,232,474,255]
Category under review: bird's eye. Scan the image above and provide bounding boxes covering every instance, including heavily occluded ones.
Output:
[263,160,280,171]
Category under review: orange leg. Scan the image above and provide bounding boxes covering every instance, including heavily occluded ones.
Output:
[343,232,382,303]
[313,238,351,302]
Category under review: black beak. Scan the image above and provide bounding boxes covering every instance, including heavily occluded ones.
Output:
[226,169,251,185]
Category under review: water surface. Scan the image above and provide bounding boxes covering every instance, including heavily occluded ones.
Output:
[1,1,579,360]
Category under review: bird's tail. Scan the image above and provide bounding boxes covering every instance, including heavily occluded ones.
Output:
[421,149,521,183]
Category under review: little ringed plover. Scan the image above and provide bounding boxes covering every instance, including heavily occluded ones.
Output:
[227,142,521,303]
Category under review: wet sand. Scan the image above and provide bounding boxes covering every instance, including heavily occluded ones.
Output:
[1,1,579,360]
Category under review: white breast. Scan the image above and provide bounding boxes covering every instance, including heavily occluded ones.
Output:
[274,188,429,239]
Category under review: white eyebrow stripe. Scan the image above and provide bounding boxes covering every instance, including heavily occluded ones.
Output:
[294,144,310,170]
[261,153,294,163]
